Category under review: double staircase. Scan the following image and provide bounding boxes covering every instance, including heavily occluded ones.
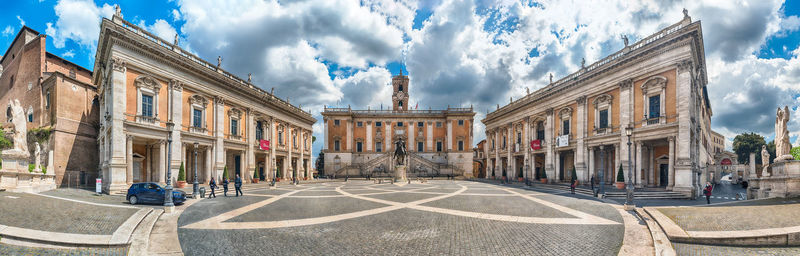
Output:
[533,183,690,200]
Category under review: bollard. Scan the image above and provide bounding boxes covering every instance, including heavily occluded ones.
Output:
[199,187,206,198]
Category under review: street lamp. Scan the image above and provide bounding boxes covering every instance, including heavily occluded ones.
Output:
[625,125,634,210]
[164,121,175,208]
[525,164,531,186]
[193,142,199,199]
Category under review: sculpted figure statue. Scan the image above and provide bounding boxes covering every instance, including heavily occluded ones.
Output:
[394,138,406,166]
[34,142,41,172]
[4,99,28,154]
[761,145,771,176]
[775,106,793,161]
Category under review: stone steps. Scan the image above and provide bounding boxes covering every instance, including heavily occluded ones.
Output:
[534,183,690,199]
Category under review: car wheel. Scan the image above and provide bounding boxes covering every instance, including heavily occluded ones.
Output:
[129,195,138,205]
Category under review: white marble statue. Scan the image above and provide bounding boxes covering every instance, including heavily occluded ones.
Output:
[775,106,793,161]
[761,145,771,177]
[4,99,28,155]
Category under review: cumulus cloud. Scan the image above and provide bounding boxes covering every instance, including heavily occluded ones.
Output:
[139,19,178,43]
[62,49,75,58]
[16,16,25,27]
[334,66,393,108]
[45,0,114,48]
[2,26,12,37]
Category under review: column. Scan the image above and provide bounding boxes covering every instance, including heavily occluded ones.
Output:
[323,117,329,150]
[298,130,305,179]
[447,120,453,150]
[263,152,269,181]
[126,135,133,185]
[523,119,530,179]
[408,121,414,151]
[674,60,694,194]
[494,130,500,177]
[668,136,676,189]
[107,57,128,193]
[649,146,655,185]
[575,96,587,182]
[507,123,512,174]
[205,146,212,182]
[346,119,353,151]
[588,146,594,180]
[427,122,433,151]
[287,126,293,180]
[145,145,152,182]
[636,142,643,187]
[170,81,183,183]
[555,151,561,182]
[270,117,277,179]
[618,80,632,182]
[544,109,554,181]
[246,109,255,183]
[366,121,373,151]
[158,141,166,183]
[614,143,620,182]
[214,97,225,179]
[386,121,392,151]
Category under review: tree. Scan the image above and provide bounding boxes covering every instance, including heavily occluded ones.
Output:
[253,166,260,180]
[732,132,766,164]
[177,162,186,181]
[312,136,316,144]
[0,129,13,150]
[616,164,625,182]
[791,147,800,160]
[315,151,324,176]
[767,140,776,164]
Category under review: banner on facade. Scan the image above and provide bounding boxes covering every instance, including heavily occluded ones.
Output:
[721,158,732,165]
[260,140,270,150]
[556,135,569,147]
[530,140,541,150]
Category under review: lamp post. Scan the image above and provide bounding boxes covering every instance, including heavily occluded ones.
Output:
[599,145,605,196]
[525,164,531,186]
[193,142,199,199]
[164,121,175,208]
[625,125,634,210]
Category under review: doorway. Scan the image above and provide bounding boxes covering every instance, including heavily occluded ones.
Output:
[659,164,668,187]
[234,155,241,177]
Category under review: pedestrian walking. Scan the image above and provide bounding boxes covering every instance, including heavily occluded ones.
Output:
[222,177,229,197]
[570,179,577,194]
[591,175,596,192]
[235,174,243,197]
[208,177,217,198]
[703,181,713,204]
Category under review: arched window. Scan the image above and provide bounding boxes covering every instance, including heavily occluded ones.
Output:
[398,101,403,107]
[398,84,403,91]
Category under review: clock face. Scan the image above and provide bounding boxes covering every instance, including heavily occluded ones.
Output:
[394,91,406,98]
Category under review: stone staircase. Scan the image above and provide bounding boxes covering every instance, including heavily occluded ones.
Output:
[533,183,690,200]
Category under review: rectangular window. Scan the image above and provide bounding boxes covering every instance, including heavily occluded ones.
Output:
[334,119,340,126]
[334,140,340,151]
[28,113,33,122]
[562,120,570,135]
[231,119,239,136]
[356,142,363,152]
[502,136,506,148]
[141,94,153,117]
[278,131,283,145]
[536,122,545,140]
[375,121,382,127]
[436,141,443,152]
[418,142,423,152]
[397,122,403,127]
[376,142,382,152]
[357,121,363,127]
[193,109,203,128]
[649,95,660,119]
[45,91,51,109]
[255,121,263,140]
[458,140,464,151]
[517,132,521,144]
[418,122,423,127]
[458,120,464,126]
[436,122,442,127]
[599,109,609,128]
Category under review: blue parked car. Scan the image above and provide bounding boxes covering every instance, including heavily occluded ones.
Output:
[126,182,186,205]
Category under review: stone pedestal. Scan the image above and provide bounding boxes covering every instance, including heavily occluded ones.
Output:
[748,160,800,199]
[395,165,407,182]
[0,150,56,193]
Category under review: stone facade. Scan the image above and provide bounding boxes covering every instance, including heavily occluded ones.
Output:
[482,16,714,197]
[93,14,314,194]
[473,139,486,178]
[321,73,475,178]
[0,26,98,190]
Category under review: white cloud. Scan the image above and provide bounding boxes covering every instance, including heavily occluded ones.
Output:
[145,19,178,43]
[16,15,25,26]
[62,49,75,58]
[171,9,181,21]
[45,0,115,48]
[2,26,13,37]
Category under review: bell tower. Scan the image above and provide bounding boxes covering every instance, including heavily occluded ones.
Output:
[392,70,409,111]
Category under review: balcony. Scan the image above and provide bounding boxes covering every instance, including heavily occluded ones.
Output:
[189,125,207,134]
[132,114,160,125]
[226,133,242,140]
[645,116,663,125]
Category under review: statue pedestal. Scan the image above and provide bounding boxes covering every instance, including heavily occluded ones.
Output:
[749,160,800,199]
[1,149,29,172]
[0,149,55,193]
[395,165,407,182]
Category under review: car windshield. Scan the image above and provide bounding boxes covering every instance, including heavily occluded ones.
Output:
[147,183,160,190]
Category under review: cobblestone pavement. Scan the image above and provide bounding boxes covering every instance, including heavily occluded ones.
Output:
[656,202,800,231]
[0,191,138,234]
[673,242,800,256]
[177,180,624,255]
[0,243,128,256]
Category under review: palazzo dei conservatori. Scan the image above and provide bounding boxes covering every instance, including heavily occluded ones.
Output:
[483,13,718,197]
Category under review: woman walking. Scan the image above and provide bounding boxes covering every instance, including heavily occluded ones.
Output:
[703,181,713,204]
[208,177,217,198]
[223,177,230,197]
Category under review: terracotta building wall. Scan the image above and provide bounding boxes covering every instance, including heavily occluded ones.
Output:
[633,69,677,127]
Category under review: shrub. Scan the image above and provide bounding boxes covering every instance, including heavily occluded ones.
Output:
[791,147,800,161]
[41,165,47,174]
[570,167,577,182]
[178,162,186,181]
[222,166,229,180]
[253,168,260,179]
[540,167,547,179]
[616,164,625,182]
[28,164,35,173]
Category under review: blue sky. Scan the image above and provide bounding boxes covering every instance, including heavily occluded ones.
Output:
[2,0,800,160]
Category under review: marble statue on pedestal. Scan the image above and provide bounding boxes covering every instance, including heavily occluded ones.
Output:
[775,106,793,161]
[761,145,771,177]
[3,99,28,155]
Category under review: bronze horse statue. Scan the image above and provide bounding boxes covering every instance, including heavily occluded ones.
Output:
[394,138,407,166]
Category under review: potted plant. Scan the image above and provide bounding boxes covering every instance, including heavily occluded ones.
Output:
[615,164,625,189]
[176,162,186,188]
[252,169,259,183]
[540,168,548,183]
[571,167,578,185]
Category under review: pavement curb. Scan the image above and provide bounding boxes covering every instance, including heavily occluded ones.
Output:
[0,207,151,247]
[645,206,800,246]
[634,208,676,256]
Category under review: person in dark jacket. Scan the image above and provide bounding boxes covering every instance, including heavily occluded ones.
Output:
[590,176,596,193]
[222,177,229,197]
[235,174,243,197]
[208,177,217,198]
[703,181,713,204]
[570,179,578,194]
